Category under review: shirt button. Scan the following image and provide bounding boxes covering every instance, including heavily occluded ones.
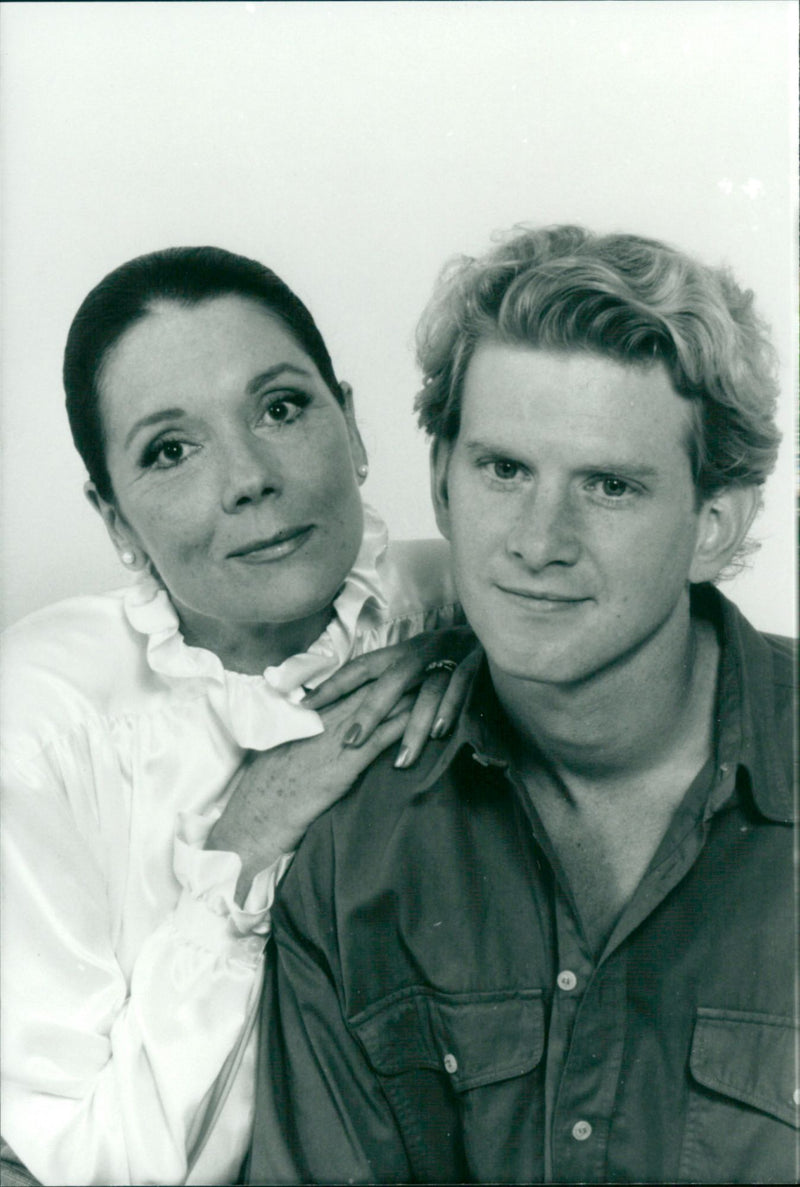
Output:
[557,970,578,992]
[443,1052,458,1074]
[572,1120,592,1141]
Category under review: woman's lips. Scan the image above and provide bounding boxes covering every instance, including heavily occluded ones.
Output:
[227,525,314,563]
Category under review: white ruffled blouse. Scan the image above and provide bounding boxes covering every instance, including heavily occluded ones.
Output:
[0,508,460,1186]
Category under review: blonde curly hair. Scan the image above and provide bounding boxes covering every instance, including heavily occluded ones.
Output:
[415,225,781,499]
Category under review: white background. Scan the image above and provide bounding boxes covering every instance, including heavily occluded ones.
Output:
[1,1,796,633]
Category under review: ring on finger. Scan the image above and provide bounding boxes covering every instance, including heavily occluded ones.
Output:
[425,659,458,675]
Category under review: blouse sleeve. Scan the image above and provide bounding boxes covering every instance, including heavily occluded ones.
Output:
[0,725,282,1187]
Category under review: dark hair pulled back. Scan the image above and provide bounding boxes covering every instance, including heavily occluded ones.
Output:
[64,246,341,501]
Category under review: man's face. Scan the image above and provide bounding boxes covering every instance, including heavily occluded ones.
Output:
[433,343,718,688]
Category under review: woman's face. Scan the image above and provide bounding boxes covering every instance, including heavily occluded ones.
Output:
[92,295,367,661]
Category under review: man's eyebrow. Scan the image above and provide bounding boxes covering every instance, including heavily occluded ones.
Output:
[461,437,505,455]
[584,463,660,479]
[123,364,313,449]
[460,439,660,478]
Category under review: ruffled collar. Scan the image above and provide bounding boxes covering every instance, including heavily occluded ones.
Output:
[123,503,389,749]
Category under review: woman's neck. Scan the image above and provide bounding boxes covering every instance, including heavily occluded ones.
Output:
[176,602,335,674]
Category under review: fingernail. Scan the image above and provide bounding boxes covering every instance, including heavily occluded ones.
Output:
[342,724,362,747]
[431,717,448,739]
[394,746,411,769]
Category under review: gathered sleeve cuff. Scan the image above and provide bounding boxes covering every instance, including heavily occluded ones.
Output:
[173,809,294,945]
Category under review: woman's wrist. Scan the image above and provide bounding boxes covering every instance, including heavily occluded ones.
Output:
[205,815,291,871]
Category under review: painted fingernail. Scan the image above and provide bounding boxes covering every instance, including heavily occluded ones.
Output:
[394,746,411,769]
[431,717,448,739]
[342,724,362,747]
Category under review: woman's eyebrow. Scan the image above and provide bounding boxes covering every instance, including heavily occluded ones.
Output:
[123,365,315,449]
[124,408,185,449]
[246,363,312,395]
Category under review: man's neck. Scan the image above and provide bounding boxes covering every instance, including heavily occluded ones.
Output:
[491,602,720,791]
[490,600,722,956]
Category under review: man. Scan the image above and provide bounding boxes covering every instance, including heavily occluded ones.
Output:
[248,226,797,1184]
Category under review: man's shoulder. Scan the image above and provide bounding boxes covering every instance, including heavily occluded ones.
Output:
[756,629,796,763]
[730,600,796,712]
[277,736,453,916]
[325,736,449,847]
[757,629,796,687]
[704,586,795,689]
[717,593,797,818]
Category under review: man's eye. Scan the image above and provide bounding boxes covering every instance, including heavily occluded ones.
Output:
[589,475,637,500]
[490,459,521,480]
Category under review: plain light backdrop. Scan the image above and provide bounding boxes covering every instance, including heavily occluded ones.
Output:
[1,1,797,633]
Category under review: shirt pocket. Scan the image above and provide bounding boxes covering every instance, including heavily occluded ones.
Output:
[351,987,545,1181]
[352,985,545,1089]
[679,1007,799,1184]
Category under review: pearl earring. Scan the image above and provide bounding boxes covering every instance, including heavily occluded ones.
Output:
[357,464,368,479]
[120,550,136,567]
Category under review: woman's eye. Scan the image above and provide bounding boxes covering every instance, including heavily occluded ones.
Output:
[142,438,196,469]
[262,395,308,425]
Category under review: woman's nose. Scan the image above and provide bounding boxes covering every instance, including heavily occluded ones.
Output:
[505,486,581,569]
[221,435,281,513]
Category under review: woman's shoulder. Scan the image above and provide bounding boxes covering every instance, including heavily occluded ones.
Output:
[1,588,154,750]
[380,537,458,618]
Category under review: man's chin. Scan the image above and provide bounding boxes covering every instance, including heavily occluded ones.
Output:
[485,644,588,689]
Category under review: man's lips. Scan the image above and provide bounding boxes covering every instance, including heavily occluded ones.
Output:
[495,585,589,606]
[227,525,314,560]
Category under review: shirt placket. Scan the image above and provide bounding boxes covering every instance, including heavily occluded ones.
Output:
[549,764,738,1182]
[503,764,618,1183]
[548,940,628,1183]
[543,884,618,1183]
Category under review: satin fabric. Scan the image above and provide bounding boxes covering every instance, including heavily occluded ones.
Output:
[0,506,460,1186]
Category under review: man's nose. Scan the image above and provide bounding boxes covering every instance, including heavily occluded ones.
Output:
[221,433,281,513]
[505,484,581,569]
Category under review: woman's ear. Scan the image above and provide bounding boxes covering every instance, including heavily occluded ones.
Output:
[430,437,454,541]
[84,481,148,570]
[338,381,369,482]
[689,484,760,584]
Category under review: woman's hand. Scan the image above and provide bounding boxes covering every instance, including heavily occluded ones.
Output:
[205,682,415,902]
[303,626,480,767]
[206,628,480,903]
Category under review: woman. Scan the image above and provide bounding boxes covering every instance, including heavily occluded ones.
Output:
[0,247,471,1186]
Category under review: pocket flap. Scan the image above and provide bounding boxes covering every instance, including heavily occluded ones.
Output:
[352,987,544,1091]
[690,1008,799,1128]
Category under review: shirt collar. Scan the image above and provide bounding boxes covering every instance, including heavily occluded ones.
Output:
[417,658,511,792]
[420,585,794,824]
[697,584,794,823]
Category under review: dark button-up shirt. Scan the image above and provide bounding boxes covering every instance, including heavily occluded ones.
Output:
[249,587,798,1184]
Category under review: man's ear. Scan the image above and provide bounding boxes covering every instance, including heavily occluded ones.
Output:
[430,437,454,541]
[84,481,148,569]
[689,484,760,584]
[338,381,369,481]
